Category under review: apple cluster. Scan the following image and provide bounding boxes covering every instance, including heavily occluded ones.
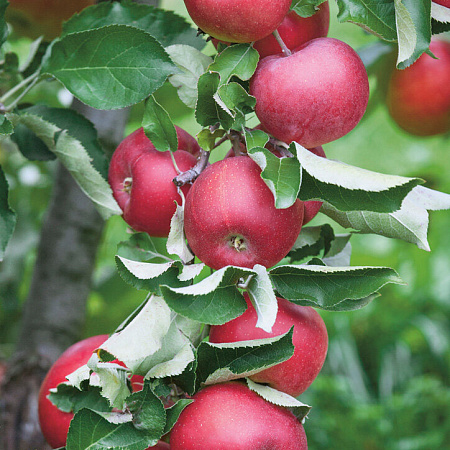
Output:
[39,2,374,449]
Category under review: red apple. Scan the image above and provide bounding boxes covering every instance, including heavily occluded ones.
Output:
[183,0,291,43]
[209,294,328,397]
[108,127,198,237]
[250,37,369,148]
[6,0,95,40]
[254,3,330,59]
[38,335,145,448]
[170,382,307,449]
[184,156,304,270]
[38,335,109,448]
[386,38,450,136]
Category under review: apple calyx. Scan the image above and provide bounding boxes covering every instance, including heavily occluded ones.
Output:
[230,235,247,252]
[122,177,133,193]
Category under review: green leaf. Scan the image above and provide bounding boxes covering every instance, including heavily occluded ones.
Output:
[161,266,252,325]
[246,264,278,333]
[322,234,352,267]
[166,202,194,264]
[0,0,8,49]
[100,296,195,379]
[248,146,301,209]
[244,128,269,151]
[117,233,170,263]
[18,105,108,178]
[322,186,450,251]
[48,384,111,414]
[10,123,55,161]
[196,329,295,386]
[20,37,49,78]
[66,409,160,450]
[0,166,16,261]
[195,71,233,129]
[63,0,205,50]
[127,382,166,434]
[87,357,132,410]
[43,25,179,110]
[209,44,259,85]
[197,127,226,151]
[0,115,13,135]
[9,112,121,219]
[164,399,193,434]
[293,143,422,213]
[246,379,311,421]
[431,2,450,27]
[217,82,256,130]
[142,96,178,152]
[291,0,327,18]
[336,0,397,41]
[394,0,417,65]
[396,0,431,69]
[166,44,213,109]
[270,264,404,311]
[288,224,336,263]
[115,256,187,294]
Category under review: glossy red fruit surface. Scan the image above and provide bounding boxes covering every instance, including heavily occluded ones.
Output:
[254,3,329,58]
[184,156,304,270]
[108,127,197,237]
[38,335,108,448]
[170,382,308,449]
[386,39,450,136]
[183,0,291,43]
[250,37,369,148]
[210,294,328,397]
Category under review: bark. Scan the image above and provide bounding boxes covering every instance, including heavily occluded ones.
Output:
[0,99,130,450]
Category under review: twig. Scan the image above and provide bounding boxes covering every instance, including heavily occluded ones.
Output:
[173,148,210,187]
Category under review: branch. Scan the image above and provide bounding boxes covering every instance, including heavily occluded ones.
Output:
[173,148,210,187]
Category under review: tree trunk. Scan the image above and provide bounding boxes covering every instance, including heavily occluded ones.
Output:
[0,99,130,450]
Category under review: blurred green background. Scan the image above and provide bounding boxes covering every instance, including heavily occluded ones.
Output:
[1,1,449,449]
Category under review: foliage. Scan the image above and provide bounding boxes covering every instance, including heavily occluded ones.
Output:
[0,0,449,448]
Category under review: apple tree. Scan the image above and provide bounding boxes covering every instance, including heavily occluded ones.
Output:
[0,0,449,449]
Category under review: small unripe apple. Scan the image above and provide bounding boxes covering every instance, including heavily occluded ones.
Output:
[386,39,450,136]
[170,382,308,449]
[6,0,95,40]
[108,127,198,237]
[209,294,328,397]
[250,37,369,148]
[184,156,304,270]
[183,0,291,43]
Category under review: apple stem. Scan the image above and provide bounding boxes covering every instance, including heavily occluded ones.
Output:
[169,150,182,175]
[272,30,291,56]
[173,148,210,187]
[229,130,242,156]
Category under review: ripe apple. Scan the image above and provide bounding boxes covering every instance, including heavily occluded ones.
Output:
[6,0,95,40]
[184,156,304,270]
[386,38,450,136]
[254,2,330,59]
[209,294,328,397]
[170,382,308,449]
[38,335,108,448]
[108,127,198,237]
[250,37,369,148]
[38,334,145,448]
[183,0,291,43]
